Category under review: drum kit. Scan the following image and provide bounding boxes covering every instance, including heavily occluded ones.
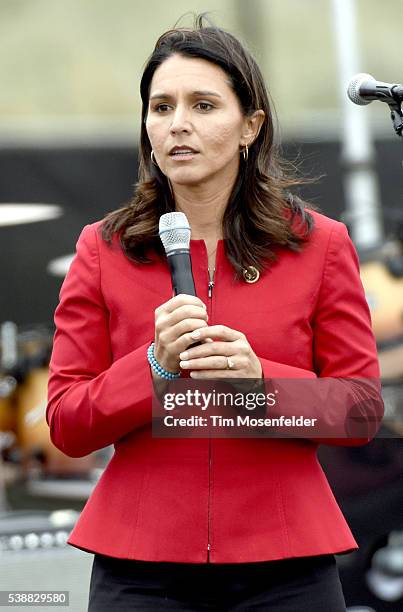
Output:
[0,205,97,512]
[0,322,96,478]
[359,223,403,437]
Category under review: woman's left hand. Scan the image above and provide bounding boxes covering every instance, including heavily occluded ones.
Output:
[179,325,263,379]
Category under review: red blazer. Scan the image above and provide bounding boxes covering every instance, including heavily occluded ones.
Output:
[46,210,382,563]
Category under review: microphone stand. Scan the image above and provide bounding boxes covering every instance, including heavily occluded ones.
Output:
[388,99,403,138]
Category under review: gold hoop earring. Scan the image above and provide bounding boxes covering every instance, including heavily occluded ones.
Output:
[151,150,158,166]
[242,144,249,162]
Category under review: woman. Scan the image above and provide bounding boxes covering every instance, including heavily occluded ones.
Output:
[46,16,383,611]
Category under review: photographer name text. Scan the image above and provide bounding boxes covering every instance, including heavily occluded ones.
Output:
[163,415,317,427]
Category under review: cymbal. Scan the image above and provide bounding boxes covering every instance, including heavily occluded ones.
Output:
[0,204,63,227]
[46,254,75,277]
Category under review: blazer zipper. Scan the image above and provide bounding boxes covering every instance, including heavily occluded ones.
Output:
[207,268,214,562]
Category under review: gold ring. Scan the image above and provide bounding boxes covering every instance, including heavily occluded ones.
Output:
[227,357,235,370]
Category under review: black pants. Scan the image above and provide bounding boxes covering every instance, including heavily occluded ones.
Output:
[88,553,346,611]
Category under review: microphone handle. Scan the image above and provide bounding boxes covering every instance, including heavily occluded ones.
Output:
[167,250,197,296]
[166,249,201,350]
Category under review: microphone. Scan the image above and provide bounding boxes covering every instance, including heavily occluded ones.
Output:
[347,73,403,106]
[159,211,196,296]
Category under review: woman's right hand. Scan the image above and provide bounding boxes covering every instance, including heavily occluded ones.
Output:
[154,294,209,373]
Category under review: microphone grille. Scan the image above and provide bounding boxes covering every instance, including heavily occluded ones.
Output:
[347,73,374,106]
[159,212,191,254]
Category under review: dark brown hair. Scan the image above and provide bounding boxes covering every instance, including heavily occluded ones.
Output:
[101,14,314,277]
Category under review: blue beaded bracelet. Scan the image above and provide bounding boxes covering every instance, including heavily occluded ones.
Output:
[147,342,181,380]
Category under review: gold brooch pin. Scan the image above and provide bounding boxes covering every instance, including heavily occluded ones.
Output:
[243,266,260,283]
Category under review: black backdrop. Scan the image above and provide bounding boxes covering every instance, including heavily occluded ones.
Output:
[0,139,402,327]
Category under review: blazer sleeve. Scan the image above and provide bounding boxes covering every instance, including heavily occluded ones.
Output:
[46,225,153,458]
[257,222,383,446]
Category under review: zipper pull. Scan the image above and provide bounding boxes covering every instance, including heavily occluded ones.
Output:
[208,280,214,298]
